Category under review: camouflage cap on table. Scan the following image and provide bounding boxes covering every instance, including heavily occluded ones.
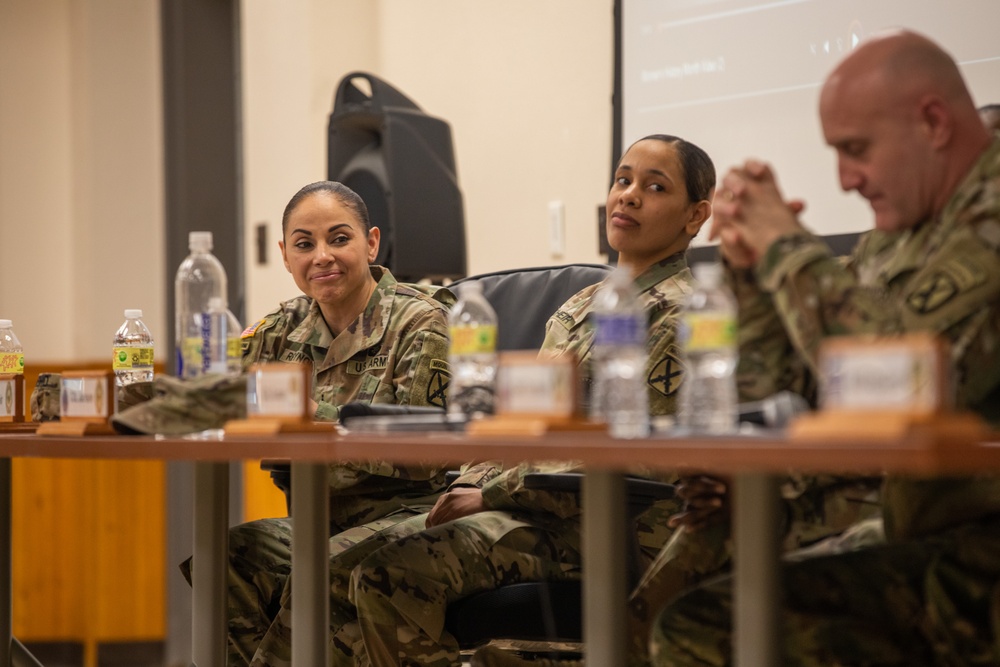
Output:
[31,375,160,422]
[112,374,247,436]
[30,373,62,422]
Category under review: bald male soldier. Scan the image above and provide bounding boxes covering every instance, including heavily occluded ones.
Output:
[654,30,1000,665]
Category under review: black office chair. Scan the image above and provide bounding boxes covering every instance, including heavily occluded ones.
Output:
[443,473,674,650]
[449,263,612,351]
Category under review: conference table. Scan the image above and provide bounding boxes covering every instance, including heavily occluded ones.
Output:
[1,420,997,667]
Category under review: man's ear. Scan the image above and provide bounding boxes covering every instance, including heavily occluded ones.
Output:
[919,95,953,149]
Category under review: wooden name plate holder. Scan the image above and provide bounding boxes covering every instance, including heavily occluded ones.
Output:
[468,352,603,436]
[789,333,988,445]
[0,374,36,432]
[225,363,333,435]
[36,371,117,436]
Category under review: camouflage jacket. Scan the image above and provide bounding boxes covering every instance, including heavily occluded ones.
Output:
[542,252,692,416]
[481,254,692,520]
[734,137,1000,542]
[242,266,460,529]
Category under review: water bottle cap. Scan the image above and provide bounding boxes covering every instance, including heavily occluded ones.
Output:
[189,231,213,252]
[124,309,143,319]
[0,320,10,328]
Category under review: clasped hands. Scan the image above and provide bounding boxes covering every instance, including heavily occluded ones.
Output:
[711,159,807,269]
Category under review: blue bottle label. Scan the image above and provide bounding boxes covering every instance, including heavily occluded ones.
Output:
[200,313,213,373]
[593,313,644,346]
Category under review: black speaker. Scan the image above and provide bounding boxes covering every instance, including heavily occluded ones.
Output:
[327,72,467,282]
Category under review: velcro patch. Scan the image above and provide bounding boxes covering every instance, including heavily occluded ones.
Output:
[279,350,311,365]
[427,360,450,407]
[347,355,389,376]
[906,260,985,314]
[242,319,266,339]
[552,311,576,329]
[648,353,684,396]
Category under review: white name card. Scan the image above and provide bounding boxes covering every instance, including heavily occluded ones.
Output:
[819,334,951,414]
[0,374,24,422]
[247,363,309,420]
[496,351,579,418]
[60,372,113,420]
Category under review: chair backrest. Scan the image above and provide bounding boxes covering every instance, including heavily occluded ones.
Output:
[450,263,612,352]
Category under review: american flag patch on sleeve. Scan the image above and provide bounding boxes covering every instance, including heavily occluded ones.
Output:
[242,319,266,339]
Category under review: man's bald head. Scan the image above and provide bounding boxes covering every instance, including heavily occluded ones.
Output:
[840,31,970,103]
[818,30,992,232]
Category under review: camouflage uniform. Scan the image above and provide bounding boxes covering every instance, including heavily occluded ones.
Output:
[350,254,692,667]
[625,249,883,666]
[652,138,1000,666]
[212,266,461,666]
[543,252,693,415]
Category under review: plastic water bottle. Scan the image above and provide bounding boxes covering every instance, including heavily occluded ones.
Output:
[175,231,227,378]
[448,282,498,417]
[0,320,24,375]
[591,267,649,438]
[678,263,737,433]
[112,309,155,386]
[203,297,242,376]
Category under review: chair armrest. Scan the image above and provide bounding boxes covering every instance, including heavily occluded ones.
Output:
[260,459,288,472]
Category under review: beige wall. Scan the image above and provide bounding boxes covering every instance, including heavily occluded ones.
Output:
[0,0,611,355]
[0,0,163,362]
[242,0,614,322]
[241,0,379,321]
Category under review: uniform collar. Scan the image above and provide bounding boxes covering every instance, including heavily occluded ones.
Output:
[633,252,689,294]
[870,138,1000,283]
[287,266,398,373]
[557,253,691,331]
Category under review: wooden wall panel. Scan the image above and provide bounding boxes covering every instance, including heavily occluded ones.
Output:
[13,364,166,649]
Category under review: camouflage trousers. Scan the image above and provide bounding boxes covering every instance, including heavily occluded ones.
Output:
[181,509,432,667]
[351,510,585,667]
[348,494,682,667]
[651,518,1000,666]
[179,517,294,666]
[626,478,883,667]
